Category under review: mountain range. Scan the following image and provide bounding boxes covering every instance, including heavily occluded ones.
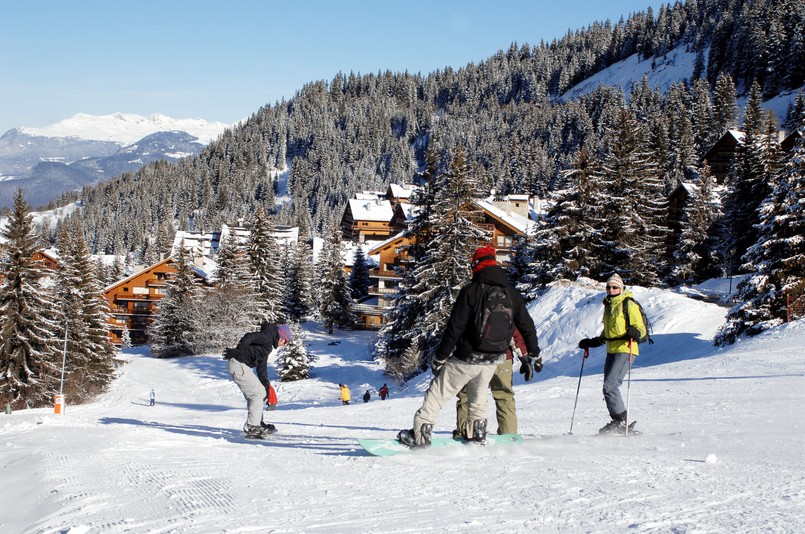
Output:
[0,113,232,209]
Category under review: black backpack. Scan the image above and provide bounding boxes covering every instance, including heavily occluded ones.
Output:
[623,297,654,344]
[472,284,515,353]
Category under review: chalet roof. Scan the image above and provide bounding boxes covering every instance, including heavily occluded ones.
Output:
[348,198,394,222]
[703,129,745,160]
[387,183,416,200]
[474,199,533,235]
[366,231,408,256]
[103,256,213,293]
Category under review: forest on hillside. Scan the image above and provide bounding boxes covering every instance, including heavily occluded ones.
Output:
[62,0,804,261]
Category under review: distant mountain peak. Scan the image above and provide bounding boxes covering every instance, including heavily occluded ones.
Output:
[18,112,232,145]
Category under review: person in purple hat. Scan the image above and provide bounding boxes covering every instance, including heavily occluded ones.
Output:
[224,321,292,438]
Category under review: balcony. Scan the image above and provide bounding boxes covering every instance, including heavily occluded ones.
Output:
[368,285,399,296]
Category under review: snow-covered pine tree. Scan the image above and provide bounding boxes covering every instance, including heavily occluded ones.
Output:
[284,238,314,322]
[317,218,356,334]
[54,216,117,403]
[248,208,285,322]
[149,245,199,357]
[349,246,370,301]
[716,113,805,345]
[404,146,489,369]
[276,323,309,381]
[121,325,132,349]
[0,189,62,409]
[592,107,667,286]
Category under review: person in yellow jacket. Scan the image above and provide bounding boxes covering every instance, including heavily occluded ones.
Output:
[578,273,647,434]
[339,383,351,405]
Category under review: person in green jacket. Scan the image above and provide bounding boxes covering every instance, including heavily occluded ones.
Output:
[578,273,647,434]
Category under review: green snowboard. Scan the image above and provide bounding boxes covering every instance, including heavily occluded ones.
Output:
[357,433,523,457]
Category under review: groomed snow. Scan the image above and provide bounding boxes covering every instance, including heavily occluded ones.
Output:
[1,280,803,533]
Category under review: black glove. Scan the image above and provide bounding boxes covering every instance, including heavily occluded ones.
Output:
[627,326,642,342]
[518,355,533,382]
[578,337,603,349]
[431,358,447,376]
[531,352,543,373]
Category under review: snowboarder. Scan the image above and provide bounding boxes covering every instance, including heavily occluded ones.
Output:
[339,384,351,405]
[363,390,370,403]
[223,321,292,438]
[149,388,155,407]
[378,384,389,400]
[453,326,537,438]
[397,245,540,447]
[578,273,647,434]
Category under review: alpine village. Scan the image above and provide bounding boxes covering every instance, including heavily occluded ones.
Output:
[1,0,804,411]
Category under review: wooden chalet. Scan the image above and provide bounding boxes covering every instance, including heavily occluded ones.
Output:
[702,130,744,184]
[340,197,395,243]
[103,257,211,346]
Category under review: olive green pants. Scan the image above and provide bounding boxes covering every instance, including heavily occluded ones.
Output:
[456,358,516,435]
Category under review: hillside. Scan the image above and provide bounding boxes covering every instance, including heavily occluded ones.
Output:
[2,280,803,532]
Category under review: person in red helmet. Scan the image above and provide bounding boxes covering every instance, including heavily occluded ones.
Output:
[398,245,540,447]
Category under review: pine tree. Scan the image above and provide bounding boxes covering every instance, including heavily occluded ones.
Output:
[149,245,199,357]
[248,209,285,322]
[716,112,805,345]
[317,218,356,334]
[349,246,371,300]
[285,239,314,322]
[277,323,309,381]
[0,189,62,409]
[54,217,117,403]
[713,73,738,133]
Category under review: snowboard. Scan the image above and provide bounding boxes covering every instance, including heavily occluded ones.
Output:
[357,433,523,457]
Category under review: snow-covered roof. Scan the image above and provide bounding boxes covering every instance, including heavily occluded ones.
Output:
[474,199,534,235]
[348,198,394,222]
[387,183,416,200]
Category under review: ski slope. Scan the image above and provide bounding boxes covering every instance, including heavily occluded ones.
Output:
[1,280,804,533]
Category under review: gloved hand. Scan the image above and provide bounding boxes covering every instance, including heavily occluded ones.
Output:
[431,358,447,376]
[518,355,533,382]
[531,352,543,373]
[578,337,603,349]
[627,326,642,342]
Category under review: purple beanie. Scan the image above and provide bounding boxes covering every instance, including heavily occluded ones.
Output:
[277,323,292,343]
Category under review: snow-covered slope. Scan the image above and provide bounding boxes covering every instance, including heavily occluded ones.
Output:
[1,280,803,533]
[18,112,232,145]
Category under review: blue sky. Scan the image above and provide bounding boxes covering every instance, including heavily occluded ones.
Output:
[0,1,665,133]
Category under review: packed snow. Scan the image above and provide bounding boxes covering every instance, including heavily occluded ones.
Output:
[2,279,804,533]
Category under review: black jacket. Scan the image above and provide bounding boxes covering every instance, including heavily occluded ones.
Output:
[435,265,539,363]
[225,322,279,388]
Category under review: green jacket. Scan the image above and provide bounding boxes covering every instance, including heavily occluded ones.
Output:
[601,290,647,356]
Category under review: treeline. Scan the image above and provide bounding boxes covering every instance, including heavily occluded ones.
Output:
[68,0,803,261]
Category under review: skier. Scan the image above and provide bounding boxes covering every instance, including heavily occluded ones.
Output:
[224,321,292,438]
[339,384,351,405]
[453,326,537,438]
[149,388,155,407]
[378,384,389,400]
[363,390,370,403]
[397,245,540,447]
[578,273,647,434]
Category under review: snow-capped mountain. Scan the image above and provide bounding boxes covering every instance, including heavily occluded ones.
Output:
[18,112,230,145]
[0,113,232,208]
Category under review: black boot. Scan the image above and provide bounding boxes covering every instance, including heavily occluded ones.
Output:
[599,411,627,435]
[470,419,488,444]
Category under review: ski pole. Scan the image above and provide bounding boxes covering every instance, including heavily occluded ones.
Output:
[625,340,633,437]
[568,348,589,435]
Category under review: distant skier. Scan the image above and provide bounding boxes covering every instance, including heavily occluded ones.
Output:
[363,390,370,403]
[224,321,292,438]
[149,388,155,407]
[378,384,389,400]
[339,384,351,405]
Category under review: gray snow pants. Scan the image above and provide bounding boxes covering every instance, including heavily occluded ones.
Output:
[603,352,632,418]
[228,358,265,427]
[413,358,498,444]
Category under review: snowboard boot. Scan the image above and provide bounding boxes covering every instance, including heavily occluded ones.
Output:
[260,421,277,435]
[599,411,627,435]
[452,428,466,440]
[244,424,272,438]
[419,423,433,446]
[469,419,488,444]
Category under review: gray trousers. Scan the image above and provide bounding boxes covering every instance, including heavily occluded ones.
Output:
[413,359,498,443]
[456,358,516,435]
[603,352,631,418]
[228,358,265,427]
